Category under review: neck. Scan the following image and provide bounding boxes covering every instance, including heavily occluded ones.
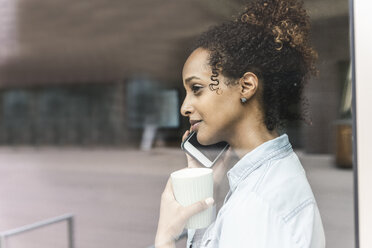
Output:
[226,119,279,159]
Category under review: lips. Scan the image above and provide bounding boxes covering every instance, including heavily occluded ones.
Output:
[190,120,202,131]
[190,120,202,126]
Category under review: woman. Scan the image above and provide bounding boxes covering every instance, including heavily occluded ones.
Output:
[155,0,325,247]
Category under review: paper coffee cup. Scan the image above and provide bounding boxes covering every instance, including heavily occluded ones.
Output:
[171,168,215,229]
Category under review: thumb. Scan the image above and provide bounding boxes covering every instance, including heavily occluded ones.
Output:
[184,197,214,218]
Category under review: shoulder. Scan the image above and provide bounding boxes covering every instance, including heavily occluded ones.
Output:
[250,151,316,216]
[224,151,325,246]
[232,149,315,218]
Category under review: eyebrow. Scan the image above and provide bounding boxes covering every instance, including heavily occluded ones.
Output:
[184,76,202,85]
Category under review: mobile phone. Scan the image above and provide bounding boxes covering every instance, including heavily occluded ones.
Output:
[181,131,230,168]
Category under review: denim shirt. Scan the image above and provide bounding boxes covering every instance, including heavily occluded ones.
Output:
[186,134,325,248]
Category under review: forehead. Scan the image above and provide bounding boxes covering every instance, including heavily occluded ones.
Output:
[182,48,211,80]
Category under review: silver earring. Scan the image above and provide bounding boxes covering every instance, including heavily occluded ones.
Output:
[240,97,247,103]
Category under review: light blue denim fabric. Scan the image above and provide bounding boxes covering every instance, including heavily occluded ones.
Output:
[186,134,325,248]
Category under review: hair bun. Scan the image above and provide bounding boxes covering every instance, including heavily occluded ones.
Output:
[239,0,310,51]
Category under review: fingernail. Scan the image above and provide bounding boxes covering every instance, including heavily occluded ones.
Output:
[205,197,214,207]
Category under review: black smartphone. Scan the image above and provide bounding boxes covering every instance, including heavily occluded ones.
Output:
[181,131,230,167]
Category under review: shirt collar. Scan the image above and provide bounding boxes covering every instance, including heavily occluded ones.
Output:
[226,134,292,192]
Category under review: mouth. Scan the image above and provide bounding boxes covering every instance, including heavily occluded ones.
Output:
[190,120,202,126]
[190,120,202,131]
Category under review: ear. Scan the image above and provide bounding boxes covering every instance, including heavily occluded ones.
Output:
[239,72,259,100]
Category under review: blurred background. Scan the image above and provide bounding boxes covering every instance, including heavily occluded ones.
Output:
[0,0,353,247]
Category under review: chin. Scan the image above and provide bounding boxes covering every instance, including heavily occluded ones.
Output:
[196,131,219,146]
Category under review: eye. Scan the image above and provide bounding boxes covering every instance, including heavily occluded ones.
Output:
[191,84,203,94]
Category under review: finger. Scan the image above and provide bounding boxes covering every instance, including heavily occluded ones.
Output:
[164,177,172,192]
[185,152,202,168]
[162,177,175,199]
[186,154,199,168]
[184,197,214,218]
[182,130,190,142]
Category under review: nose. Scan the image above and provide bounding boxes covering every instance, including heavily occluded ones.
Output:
[180,97,193,117]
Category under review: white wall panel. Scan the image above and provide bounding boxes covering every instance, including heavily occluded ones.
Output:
[353,0,372,247]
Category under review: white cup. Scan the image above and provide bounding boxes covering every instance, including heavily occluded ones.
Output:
[171,168,215,229]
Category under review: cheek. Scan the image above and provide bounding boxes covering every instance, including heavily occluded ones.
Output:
[199,89,240,129]
[197,108,239,145]
[210,100,241,129]
[204,101,237,130]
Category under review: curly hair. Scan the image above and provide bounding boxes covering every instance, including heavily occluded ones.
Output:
[193,0,318,131]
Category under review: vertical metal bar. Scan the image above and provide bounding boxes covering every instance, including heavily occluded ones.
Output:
[349,0,359,247]
[0,235,6,248]
[67,216,74,248]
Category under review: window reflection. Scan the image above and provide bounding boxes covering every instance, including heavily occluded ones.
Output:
[0,1,353,248]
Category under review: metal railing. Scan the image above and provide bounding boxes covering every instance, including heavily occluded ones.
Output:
[0,214,74,248]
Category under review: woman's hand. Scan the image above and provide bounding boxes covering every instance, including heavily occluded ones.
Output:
[155,178,214,248]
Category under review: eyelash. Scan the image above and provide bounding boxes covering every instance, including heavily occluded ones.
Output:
[191,85,202,94]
